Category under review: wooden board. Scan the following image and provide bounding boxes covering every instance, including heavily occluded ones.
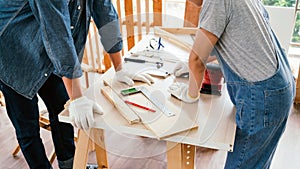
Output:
[100,86,140,124]
[184,0,202,27]
[153,27,193,52]
[160,27,198,35]
[102,78,198,139]
[0,91,5,106]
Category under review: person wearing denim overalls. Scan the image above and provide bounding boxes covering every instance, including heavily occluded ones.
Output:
[0,0,155,169]
[169,0,295,168]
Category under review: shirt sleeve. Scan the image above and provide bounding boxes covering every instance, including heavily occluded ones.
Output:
[29,0,82,79]
[91,0,123,53]
[199,0,231,38]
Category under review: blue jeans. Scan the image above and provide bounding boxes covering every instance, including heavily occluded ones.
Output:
[0,74,75,169]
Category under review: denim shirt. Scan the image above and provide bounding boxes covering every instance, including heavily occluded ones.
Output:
[0,0,122,99]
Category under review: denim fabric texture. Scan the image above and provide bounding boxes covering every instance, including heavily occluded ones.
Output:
[0,74,75,169]
[0,0,123,99]
[58,157,74,169]
[217,4,295,169]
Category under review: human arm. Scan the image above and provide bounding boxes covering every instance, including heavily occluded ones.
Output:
[169,29,218,103]
[188,28,218,98]
[92,1,154,86]
[29,1,104,130]
[173,51,217,77]
[62,77,83,101]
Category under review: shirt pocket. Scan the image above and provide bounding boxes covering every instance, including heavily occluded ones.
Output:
[264,82,293,127]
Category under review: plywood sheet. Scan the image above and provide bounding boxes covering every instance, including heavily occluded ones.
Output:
[102,78,198,139]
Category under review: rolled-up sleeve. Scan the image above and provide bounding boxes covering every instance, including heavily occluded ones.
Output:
[29,0,82,79]
[91,0,123,53]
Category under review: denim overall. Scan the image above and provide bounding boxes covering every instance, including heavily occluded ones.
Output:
[221,5,295,169]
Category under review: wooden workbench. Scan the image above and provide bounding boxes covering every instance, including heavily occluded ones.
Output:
[68,34,236,169]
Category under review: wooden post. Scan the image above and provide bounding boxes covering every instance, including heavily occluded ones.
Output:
[82,48,89,65]
[87,27,96,69]
[184,0,203,27]
[73,130,91,169]
[93,129,108,169]
[145,0,150,34]
[73,129,108,169]
[92,22,103,73]
[116,0,124,56]
[167,141,196,169]
[0,91,5,106]
[181,144,196,169]
[103,52,112,72]
[125,0,135,50]
[167,142,182,169]
[136,0,142,41]
[153,0,162,26]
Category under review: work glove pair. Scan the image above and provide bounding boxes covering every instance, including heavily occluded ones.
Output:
[168,61,199,103]
[115,67,155,86]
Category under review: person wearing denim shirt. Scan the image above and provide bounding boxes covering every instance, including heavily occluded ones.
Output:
[0,0,154,168]
[170,0,295,168]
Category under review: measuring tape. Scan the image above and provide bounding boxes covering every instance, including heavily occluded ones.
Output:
[121,87,175,117]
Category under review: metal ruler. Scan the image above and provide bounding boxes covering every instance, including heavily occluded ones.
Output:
[135,87,175,117]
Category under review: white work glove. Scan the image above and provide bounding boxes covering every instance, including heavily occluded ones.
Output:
[115,68,155,86]
[67,96,104,130]
[173,61,189,77]
[168,82,199,103]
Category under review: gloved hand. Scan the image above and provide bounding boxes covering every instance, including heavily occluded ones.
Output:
[168,82,199,103]
[173,61,189,77]
[67,96,104,130]
[115,67,155,86]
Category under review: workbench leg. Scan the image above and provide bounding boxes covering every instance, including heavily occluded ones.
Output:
[73,129,91,169]
[92,129,108,169]
[73,129,108,169]
[167,141,195,169]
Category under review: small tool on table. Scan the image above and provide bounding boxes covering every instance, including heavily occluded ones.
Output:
[124,57,164,69]
[200,63,224,96]
[149,37,164,50]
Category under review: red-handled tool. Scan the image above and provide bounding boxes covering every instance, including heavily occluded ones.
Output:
[200,63,224,96]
